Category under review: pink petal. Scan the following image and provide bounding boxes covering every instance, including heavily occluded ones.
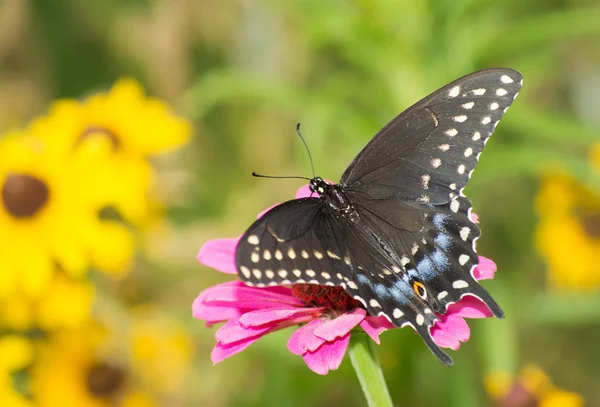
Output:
[192,296,245,325]
[196,281,303,309]
[431,314,470,350]
[473,256,497,280]
[302,333,350,375]
[215,319,274,345]
[197,238,239,274]
[313,308,366,341]
[360,316,393,344]
[211,338,260,364]
[239,307,322,328]
[446,296,493,319]
[288,319,326,355]
[470,213,480,223]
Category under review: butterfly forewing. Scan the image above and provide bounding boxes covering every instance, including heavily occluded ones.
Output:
[340,69,522,205]
[236,199,353,288]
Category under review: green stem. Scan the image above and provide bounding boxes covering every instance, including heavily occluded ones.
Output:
[348,333,394,407]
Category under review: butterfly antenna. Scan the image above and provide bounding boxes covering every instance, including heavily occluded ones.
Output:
[296,123,316,178]
[252,173,311,181]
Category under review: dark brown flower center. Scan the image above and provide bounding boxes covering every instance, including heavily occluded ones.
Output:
[86,363,125,398]
[580,211,600,238]
[292,284,362,313]
[1,174,50,218]
[80,126,120,151]
[497,383,538,407]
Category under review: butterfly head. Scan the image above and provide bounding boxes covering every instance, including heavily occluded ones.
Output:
[309,177,329,195]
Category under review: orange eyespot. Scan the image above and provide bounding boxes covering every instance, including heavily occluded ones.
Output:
[413,281,427,299]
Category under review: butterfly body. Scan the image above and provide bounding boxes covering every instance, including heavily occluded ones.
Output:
[235,68,523,365]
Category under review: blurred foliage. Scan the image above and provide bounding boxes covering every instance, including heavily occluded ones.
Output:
[1,0,600,406]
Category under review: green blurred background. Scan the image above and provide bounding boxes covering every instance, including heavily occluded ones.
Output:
[2,0,600,406]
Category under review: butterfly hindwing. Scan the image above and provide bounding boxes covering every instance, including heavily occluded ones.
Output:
[340,69,522,205]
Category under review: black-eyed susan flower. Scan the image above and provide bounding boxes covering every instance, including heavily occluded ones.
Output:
[0,336,35,407]
[0,132,134,298]
[535,173,600,291]
[31,314,192,407]
[485,365,584,407]
[29,78,191,225]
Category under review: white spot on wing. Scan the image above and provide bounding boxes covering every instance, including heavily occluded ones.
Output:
[496,88,507,96]
[439,144,450,152]
[453,280,469,289]
[247,235,259,245]
[240,266,251,279]
[251,252,260,263]
[421,174,431,189]
[445,128,458,137]
[472,131,481,141]
[292,269,302,277]
[301,250,309,259]
[472,88,486,95]
[263,250,271,260]
[500,74,514,84]
[252,269,262,279]
[448,86,460,98]
[450,200,460,213]
[275,250,283,260]
[437,291,448,300]
[287,248,296,259]
[327,250,340,259]
[461,102,474,110]
[416,314,425,326]
[322,272,331,279]
[459,227,470,241]
[458,254,469,265]
[431,158,441,168]
[347,281,358,290]
[393,308,404,319]
[265,270,275,279]
[464,148,473,157]
[306,269,316,277]
[458,164,466,175]
[481,116,491,125]
[490,102,499,110]
[369,299,381,308]
[453,115,468,123]
[278,270,288,278]
[314,251,323,260]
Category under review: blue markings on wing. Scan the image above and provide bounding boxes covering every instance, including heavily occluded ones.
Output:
[389,279,413,305]
[416,256,437,280]
[433,213,450,230]
[374,283,391,299]
[431,248,450,270]
[434,233,452,250]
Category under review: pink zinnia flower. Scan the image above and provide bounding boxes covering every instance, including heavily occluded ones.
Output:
[193,185,499,375]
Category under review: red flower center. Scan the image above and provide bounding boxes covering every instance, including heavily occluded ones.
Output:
[292,284,362,314]
[1,173,50,218]
[80,126,120,151]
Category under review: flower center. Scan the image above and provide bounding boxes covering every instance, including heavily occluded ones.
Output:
[580,211,600,238]
[86,363,125,398]
[80,126,120,151]
[292,284,362,313]
[1,174,50,218]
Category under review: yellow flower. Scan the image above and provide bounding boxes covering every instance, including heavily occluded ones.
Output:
[29,78,191,225]
[0,132,134,298]
[535,173,600,291]
[0,275,94,330]
[31,311,193,407]
[0,336,35,407]
[485,365,584,407]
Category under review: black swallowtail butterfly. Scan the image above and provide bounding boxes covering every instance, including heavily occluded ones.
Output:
[235,69,522,365]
